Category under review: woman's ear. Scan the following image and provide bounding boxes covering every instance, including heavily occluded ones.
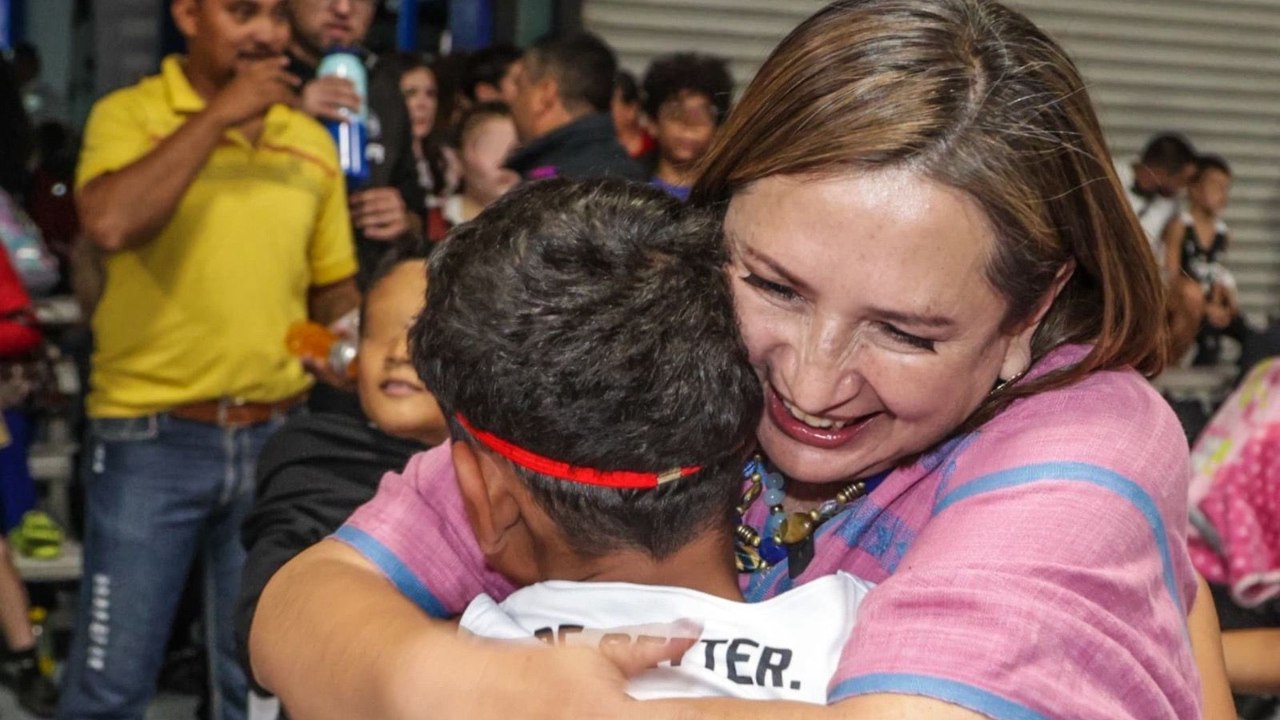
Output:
[451,442,522,556]
[1000,260,1076,381]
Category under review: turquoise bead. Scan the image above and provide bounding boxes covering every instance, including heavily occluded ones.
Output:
[763,471,785,490]
[764,512,785,539]
[762,488,786,507]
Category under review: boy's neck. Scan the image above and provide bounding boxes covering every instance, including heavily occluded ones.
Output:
[655,158,694,189]
[551,531,743,601]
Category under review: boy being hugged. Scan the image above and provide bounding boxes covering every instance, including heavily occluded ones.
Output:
[411,178,872,702]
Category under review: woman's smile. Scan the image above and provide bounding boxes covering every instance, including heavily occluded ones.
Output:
[766,382,879,448]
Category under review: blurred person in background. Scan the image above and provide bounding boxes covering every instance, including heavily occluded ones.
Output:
[1162,155,1247,366]
[462,43,522,108]
[641,52,732,201]
[611,69,654,161]
[506,33,645,182]
[1118,132,1198,252]
[433,102,519,234]
[1116,132,1200,362]
[1188,357,1280,716]
[59,0,358,717]
[0,82,59,706]
[386,53,454,215]
[287,0,422,290]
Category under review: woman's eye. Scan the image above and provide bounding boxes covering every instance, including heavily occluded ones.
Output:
[741,273,799,302]
[881,323,936,352]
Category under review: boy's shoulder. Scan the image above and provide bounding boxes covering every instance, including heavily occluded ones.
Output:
[463,573,872,702]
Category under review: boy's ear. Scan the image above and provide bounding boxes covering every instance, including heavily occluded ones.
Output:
[451,441,523,556]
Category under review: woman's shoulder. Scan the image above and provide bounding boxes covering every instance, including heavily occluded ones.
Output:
[949,346,1187,494]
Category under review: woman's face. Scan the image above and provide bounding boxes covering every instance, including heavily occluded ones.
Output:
[461,116,520,204]
[400,67,438,142]
[725,170,1030,485]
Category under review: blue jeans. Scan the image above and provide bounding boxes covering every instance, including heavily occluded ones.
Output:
[58,412,288,720]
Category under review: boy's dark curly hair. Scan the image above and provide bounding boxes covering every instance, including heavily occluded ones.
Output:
[641,53,733,123]
[413,178,761,559]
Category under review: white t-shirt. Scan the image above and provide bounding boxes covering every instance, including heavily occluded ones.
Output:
[1115,159,1181,257]
[459,572,873,703]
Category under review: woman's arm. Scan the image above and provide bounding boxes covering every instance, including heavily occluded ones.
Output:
[1189,575,1239,720]
[1222,628,1280,695]
[251,540,445,719]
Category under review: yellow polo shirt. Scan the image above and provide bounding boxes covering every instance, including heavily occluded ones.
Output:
[78,56,357,417]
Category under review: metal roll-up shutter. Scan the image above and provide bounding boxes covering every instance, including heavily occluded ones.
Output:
[583,1,822,94]
[1015,0,1280,317]
[584,0,1280,317]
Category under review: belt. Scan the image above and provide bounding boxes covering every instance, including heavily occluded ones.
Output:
[169,392,307,427]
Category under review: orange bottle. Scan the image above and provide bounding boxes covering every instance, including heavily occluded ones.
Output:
[286,321,357,379]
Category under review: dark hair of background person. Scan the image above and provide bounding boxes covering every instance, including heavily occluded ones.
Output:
[429,51,469,135]
[461,43,522,102]
[693,0,1168,432]
[413,178,762,559]
[1193,153,1232,182]
[0,57,34,197]
[614,69,639,104]
[1141,133,1198,174]
[359,235,433,328]
[524,32,617,114]
[454,100,513,146]
[641,52,734,123]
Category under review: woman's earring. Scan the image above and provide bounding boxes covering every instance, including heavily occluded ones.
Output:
[991,367,1029,395]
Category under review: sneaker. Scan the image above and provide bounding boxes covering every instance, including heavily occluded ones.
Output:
[7,511,63,560]
[0,648,58,718]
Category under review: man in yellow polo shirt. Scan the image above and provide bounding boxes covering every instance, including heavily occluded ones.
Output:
[59,1,358,719]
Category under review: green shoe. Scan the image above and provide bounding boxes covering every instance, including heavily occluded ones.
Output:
[8,511,63,560]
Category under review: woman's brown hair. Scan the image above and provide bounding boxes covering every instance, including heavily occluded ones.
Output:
[692,0,1166,428]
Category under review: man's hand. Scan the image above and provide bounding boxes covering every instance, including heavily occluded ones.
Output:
[351,188,411,241]
[207,57,300,128]
[301,76,363,122]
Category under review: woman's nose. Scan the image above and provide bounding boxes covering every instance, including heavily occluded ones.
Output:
[785,314,864,413]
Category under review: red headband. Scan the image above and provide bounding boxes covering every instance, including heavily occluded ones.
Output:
[455,413,701,489]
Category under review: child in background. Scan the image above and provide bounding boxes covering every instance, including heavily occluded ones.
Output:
[236,239,447,689]
[432,102,520,235]
[411,178,872,702]
[1162,154,1244,365]
[641,53,733,201]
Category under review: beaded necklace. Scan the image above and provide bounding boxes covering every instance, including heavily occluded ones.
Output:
[735,455,884,577]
